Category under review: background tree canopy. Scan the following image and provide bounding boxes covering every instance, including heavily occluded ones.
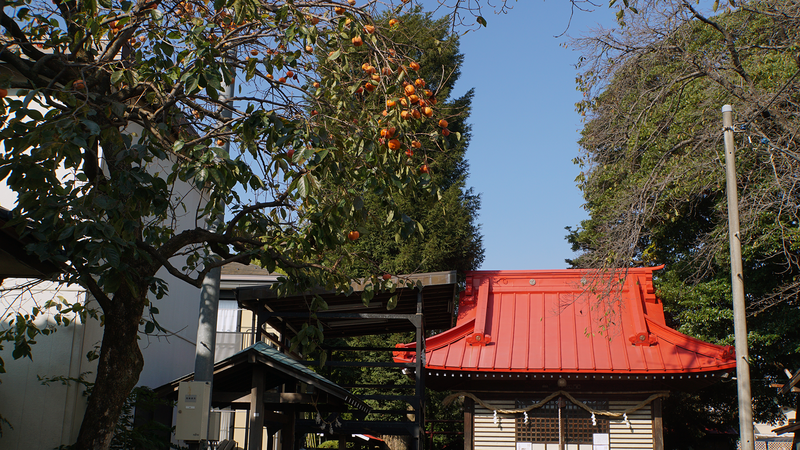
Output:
[568,0,800,445]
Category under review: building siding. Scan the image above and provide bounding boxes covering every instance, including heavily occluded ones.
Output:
[609,400,653,450]
[475,401,516,450]
[471,398,655,450]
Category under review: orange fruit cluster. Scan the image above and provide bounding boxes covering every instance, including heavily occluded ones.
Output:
[310,18,452,179]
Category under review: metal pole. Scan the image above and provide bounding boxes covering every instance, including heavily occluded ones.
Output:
[195,265,222,382]
[194,77,234,381]
[193,66,236,447]
[415,290,426,450]
[722,104,755,450]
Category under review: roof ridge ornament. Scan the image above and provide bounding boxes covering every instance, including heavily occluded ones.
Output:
[718,345,736,361]
[628,332,658,346]
[466,332,492,346]
[467,276,492,346]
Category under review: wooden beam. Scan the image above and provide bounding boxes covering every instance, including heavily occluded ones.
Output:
[217,391,347,410]
[213,391,251,404]
[773,422,800,435]
[769,384,800,393]
[262,404,349,413]
[262,411,290,424]
[781,368,800,395]
[263,392,336,404]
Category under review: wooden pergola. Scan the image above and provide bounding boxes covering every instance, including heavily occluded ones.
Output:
[234,271,459,450]
[772,368,800,448]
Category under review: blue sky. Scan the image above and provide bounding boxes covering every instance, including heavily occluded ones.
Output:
[436,1,617,270]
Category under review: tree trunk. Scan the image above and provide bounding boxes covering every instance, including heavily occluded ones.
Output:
[73,286,147,450]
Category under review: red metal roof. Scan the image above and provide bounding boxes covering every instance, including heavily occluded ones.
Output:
[394,268,736,375]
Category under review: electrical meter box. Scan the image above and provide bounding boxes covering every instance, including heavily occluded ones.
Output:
[175,381,212,441]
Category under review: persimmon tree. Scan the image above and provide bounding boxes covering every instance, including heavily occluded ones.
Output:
[315,10,482,450]
[317,8,484,278]
[0,0,508,448]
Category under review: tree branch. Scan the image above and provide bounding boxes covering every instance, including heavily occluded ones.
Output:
[680,0,752,85]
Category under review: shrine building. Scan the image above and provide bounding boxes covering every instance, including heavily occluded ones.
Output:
[393,267,737,450]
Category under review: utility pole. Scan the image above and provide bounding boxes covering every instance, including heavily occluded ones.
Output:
[722,104,755,450]
[194,78,235,382]
[191,68,236,449]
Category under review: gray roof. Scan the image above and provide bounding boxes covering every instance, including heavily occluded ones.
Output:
[155,341,371,414]
[240,341,370,413]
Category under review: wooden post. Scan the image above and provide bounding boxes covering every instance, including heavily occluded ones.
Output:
[249,365,266,450]
[256,305,268,344]
[558,396,565,450]
[652,397,664,450]
[793,394,799,450]
[463,397,474,450]
[279,406,296,450]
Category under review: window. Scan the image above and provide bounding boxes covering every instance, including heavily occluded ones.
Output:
[515,398,609,445]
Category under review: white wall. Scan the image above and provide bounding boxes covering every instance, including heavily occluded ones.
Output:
[128,125,206,388]
[137,271,201,388]
[0,281,103,448]
[0,88,209,447]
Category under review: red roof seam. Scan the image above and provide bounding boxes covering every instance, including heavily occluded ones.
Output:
[538,291,545,370]
[587,296,598,371]
[489,285,499,369]
[572,293,579,371]
[457,330,466,370]
[602,308,614,371]
[621,280,637,371]
[556,292,563,371]
[504,291,513,370]
[523,293,530,370]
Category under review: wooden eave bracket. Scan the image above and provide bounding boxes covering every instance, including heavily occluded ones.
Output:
[780,367,800,395]
[773,421,800,435]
